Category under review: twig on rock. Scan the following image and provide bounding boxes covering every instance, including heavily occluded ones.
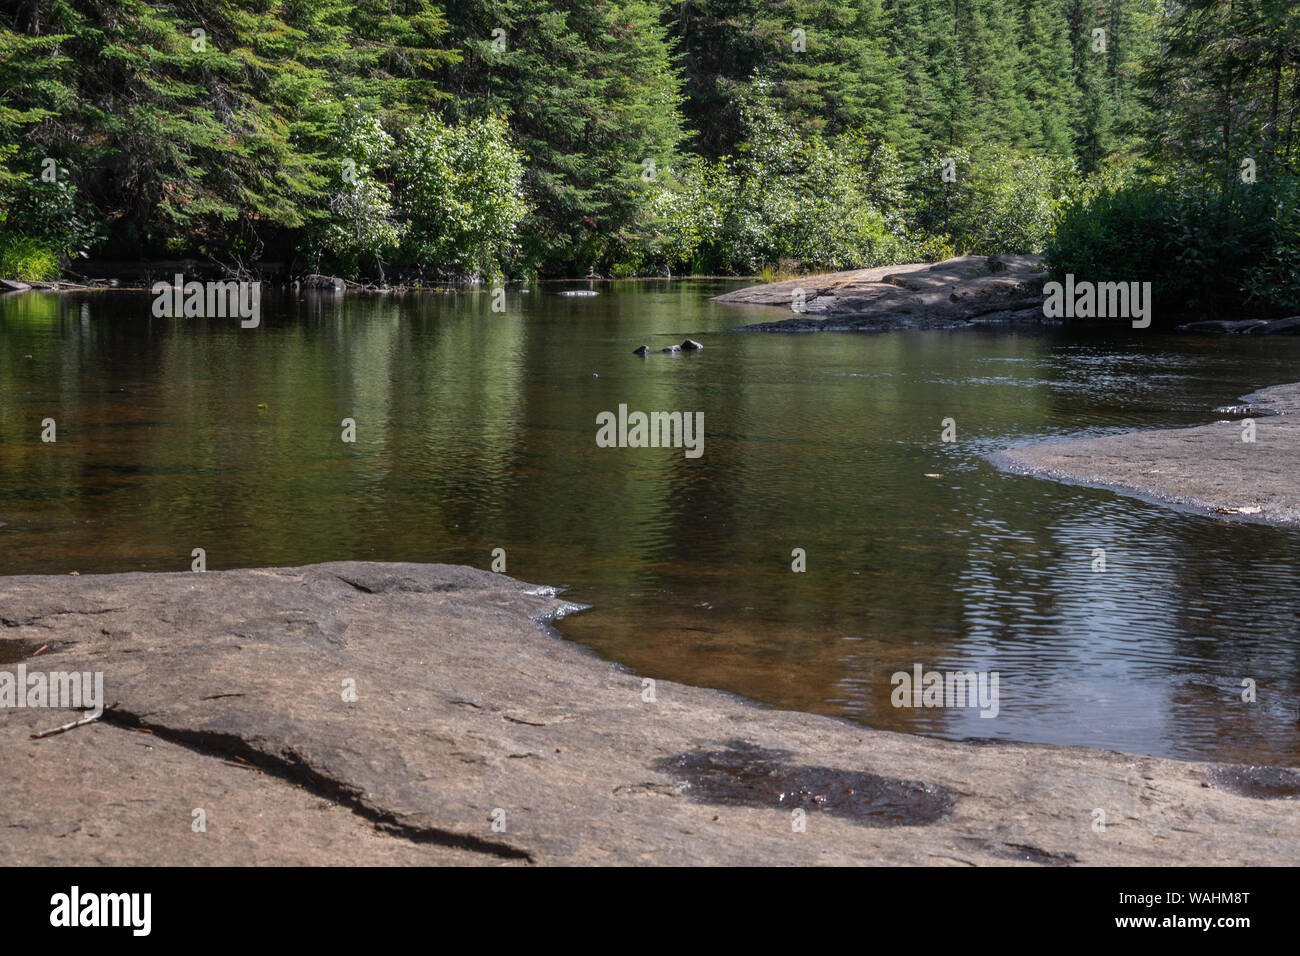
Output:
[30,710,104,739]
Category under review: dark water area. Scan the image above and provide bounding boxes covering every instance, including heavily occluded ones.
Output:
[2,282,1299,764]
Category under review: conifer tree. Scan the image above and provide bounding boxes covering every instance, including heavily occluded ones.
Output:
[438,0,688,272]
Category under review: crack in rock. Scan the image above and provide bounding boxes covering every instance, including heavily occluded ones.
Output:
[96,707,533,862]
[958,838,1079,866]
[2,607,126,628]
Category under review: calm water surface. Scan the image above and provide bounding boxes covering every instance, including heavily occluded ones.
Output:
[2,282,1299,764]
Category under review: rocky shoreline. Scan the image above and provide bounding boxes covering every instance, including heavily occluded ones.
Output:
[998,382,1300,529]
[717,255,1050,331]
[716,256,1300,335]
[2,561,1296,865]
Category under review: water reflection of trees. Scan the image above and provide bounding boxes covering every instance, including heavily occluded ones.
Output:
[5,289,1299,762]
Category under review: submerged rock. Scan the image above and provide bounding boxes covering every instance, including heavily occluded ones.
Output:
[1179,316,1300,335]
[1257,316,1300,335]
[632,345,650,357]
[661,345,681,353]
[681,339,704,350]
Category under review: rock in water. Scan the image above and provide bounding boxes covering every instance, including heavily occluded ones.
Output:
[301,274,346,292]
[1177,319,1270,334]
[681,339,704,350]
[661,345,681,354]
[1256,317,1300,335]
[632,346,650,357]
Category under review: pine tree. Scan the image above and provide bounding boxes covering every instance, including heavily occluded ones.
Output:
[1141,0,1299,179]
[438,0,688,272]
[885,0,963,160]
[957,0,1031,150]
[1,1,455,259]
[670,0,907,156]
[1018,0,1078,156]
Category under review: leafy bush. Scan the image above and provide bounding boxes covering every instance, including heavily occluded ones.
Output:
[637,154,730,274]
[394,113,529,277]
[307,103,403,279]
[909,146,1078,255]
[1,163,102,263]
[1242,176,1300,314]
[641,84,919,275]
[1046,176,1300,321]
[634,84,1078,276]
[304,105,529,280]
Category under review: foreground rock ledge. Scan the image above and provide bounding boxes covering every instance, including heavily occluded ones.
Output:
[998,382,1300,529]
[2,561,1295,866]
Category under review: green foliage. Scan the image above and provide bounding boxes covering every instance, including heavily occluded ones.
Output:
[3,0,1287,300]
[305,106,530,280]
[910,146,1079,255]
[669,0,1151,169]
[1141,0,1300,180]
[645,86,934,274]
[438,0,688,274]
[1049,0,1300,315]
[640,155,730,274]
[0,234,61,280]
[1045,178,1300,321]
[0,0,456,261]
[0,27,71,196]
[1243,179,1300,311]
[669,0,906,158]
[2,164,104,261]
[638,84,1080,276]
[395,113,529,275]
[310,104,403,278]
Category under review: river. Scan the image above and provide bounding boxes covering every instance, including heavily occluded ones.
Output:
[2,281,1298,764]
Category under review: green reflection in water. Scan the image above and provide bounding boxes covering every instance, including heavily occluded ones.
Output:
[2,283,1299,764]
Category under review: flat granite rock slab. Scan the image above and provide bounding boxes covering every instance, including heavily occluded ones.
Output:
[999,382,1300,528]
[717,256,1047,332]
[0,708,504,866]
[712,261,938,307]
[2,561,1297,865]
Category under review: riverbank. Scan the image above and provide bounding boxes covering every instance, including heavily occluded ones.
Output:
[0,271,677,295]
[0,272,434,295]
[717,257,1300,334]
[998,382,1300,529]
[2,561,1295,865]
